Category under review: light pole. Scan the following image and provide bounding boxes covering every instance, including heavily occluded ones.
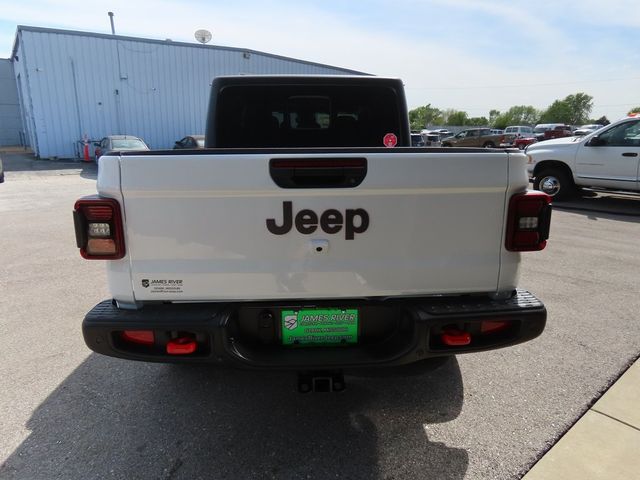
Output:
[108,12,115,35]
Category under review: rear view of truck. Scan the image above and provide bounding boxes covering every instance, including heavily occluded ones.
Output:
[74,76,551,388]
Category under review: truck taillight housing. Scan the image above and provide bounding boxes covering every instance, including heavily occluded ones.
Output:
[73,196,125,259]
[506,191,552,252]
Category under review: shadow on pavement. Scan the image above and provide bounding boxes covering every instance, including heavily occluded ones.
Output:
[552,192,640,223]
[0,355,467,480]
[1,151,97,180]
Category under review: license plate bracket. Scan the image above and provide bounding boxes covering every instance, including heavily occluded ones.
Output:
[281,308,359,346]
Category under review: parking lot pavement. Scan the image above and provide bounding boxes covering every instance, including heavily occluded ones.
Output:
[553,191,640,217]
[0,154,639,479]
[0,150,97,180]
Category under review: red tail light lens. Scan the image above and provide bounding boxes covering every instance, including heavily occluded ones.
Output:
[506,191,552,251]
[74,196,125,259]
[83,205,114,221]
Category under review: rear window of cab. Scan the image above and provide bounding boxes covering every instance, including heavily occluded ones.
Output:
[214,85,402,148]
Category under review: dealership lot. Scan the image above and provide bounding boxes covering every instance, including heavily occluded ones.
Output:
[1,154,639,480]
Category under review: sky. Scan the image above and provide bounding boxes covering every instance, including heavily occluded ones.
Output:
[1,0,639,121]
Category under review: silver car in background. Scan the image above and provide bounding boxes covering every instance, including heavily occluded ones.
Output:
[93,135,150,162]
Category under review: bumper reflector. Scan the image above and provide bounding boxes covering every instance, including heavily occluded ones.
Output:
[167,337,197,355]
[441,329,472,346]
[480,320,511,334]
[122,330,154,345]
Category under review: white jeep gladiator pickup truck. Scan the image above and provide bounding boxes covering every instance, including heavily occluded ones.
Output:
[74,76,551,390]
[527,114,640,200]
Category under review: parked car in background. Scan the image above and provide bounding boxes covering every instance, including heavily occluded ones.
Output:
[527,114,640,199]
[573,124,603,136]
[533,124,573,141]
[94,135,149,162]
[490,129,504,135]
[501,125,535,147]
[423,132,441,147]
[423,128,453,140]
[441,128,503,148]
[514,137,537,150]
[174,135,205,149]
[411,133,425,147]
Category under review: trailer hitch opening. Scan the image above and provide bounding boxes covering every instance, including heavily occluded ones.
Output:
[297,371,345,393]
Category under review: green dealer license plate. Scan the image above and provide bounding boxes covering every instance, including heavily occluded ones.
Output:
[281,309,359,346]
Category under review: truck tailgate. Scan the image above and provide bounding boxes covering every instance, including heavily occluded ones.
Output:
[116,151,517,301]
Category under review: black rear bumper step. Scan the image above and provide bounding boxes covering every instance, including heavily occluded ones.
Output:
[82,289,546,369]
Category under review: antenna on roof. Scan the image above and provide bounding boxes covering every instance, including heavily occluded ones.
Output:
[108,12,116,35]
[194,29,212,44]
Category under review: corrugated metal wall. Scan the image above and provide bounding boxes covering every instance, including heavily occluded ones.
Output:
[0,59,22,146]
[13,28,363,158]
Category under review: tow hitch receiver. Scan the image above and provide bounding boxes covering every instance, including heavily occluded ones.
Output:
[298,371,346,393]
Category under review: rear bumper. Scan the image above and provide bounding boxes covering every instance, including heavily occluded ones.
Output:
[82,289,546,369]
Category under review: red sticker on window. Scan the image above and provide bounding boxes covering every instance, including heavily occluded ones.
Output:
[383,133,398,148]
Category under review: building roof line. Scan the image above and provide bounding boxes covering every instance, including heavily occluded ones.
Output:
[11,25,369,76]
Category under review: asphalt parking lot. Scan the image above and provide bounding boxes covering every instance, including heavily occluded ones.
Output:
[1,152,639,480]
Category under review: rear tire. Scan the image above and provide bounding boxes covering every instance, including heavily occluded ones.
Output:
[483,141,495,148]
[533,168,575,200]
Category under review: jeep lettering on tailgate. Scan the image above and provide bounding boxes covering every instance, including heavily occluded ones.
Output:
[266,201,369,240]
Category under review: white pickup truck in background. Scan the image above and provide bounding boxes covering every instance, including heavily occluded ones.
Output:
[74,75,551,391]
[527,114,640,200]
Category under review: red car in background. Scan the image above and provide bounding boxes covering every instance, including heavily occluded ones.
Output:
[514,137,537,149]
[533,124,573,141]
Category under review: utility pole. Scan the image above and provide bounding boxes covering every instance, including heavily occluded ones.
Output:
[108,12,115,35]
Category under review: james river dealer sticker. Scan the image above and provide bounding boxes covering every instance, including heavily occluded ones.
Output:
[281,309,359,346]
[141,279,184,294]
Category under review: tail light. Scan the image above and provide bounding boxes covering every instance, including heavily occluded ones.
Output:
[73,196,125,259]
[506,191,552,252]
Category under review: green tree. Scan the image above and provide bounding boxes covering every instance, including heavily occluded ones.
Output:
[408,104,443,130]
[466,116,489,126]
[628,107,640,115]
[539,93,593,125]
[540,100,571,123]
[565,93,594,124]
[489,109,501,126]
[493,105,540,129]
[443,109,468,126]
[593,116,610,126]
[538,100,572,124]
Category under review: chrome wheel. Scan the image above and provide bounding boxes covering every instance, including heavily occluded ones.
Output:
[534,168,574,200]
[539,175,561,196]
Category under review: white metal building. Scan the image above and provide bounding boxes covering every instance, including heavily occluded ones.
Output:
[10,26,366,158]
[0,59,21,146]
